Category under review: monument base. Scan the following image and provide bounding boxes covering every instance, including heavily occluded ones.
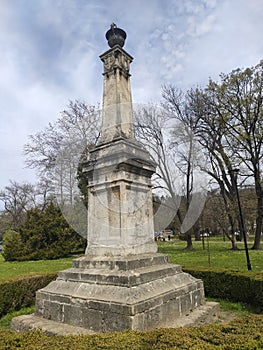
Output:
[11,302,219,336]
[11,253,216,333]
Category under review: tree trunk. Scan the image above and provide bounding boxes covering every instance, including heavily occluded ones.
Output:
[186,235,193,249]
[252,173,263,250]
[223,228,238,250]
[230,234,238,250]
[252,196,263,249]
[185,229,193,249]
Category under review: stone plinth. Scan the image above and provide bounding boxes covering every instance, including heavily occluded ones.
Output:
[82,138,157,256]
[11,302,219,335]
[12,253,206,333]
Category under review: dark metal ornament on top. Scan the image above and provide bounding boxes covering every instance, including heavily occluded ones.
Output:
[106,23,127,48]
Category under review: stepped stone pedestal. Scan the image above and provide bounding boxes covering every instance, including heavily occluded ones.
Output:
[12,253,213,333]
[11,24,218,334]
[37,254,206,331]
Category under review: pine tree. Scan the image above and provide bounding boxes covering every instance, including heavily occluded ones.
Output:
[3,202,81,261]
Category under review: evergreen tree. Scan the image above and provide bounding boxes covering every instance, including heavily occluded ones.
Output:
[3,202,83,261]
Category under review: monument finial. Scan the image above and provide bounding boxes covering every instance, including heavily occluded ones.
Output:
[106,23,127,48]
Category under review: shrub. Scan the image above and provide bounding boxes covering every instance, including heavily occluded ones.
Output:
[0,274,57,318]
[3,202,84,261]
[184,267,263,310]
[0,315,263,349]
[2,230,24,261]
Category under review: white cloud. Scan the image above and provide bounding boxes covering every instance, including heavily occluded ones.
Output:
[187,13,217,37]
[0,0,262,191]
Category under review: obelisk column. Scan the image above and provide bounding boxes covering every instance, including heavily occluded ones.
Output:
[99,23,134,143]
[83,24,157,256]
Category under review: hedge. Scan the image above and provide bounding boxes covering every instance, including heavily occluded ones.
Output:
[1,315,263,349]
[1,267,263,320]
[184,267,263,310]
[0,274,57,318]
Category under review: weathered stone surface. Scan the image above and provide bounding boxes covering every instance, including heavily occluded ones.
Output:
[81,42,157,258]
[10,253,207,332]
[11,302,219,335]
[72,253,169,270]
[82,139,157,257]
[99,45,134,143]
[11,314,95,335]
[58,261,182,287]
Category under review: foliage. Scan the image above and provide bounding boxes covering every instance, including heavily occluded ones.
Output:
[2,230,24,261]
[2,202,84,261]
[0,274,57,318]
[184,267,263,311]
[0,180,54,232]
[0,315,263,349]
[0,306,35,329]
[199,187,258,244]
[0,211,13,241]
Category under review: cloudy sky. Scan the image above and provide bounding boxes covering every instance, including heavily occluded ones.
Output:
[0,0,263,192]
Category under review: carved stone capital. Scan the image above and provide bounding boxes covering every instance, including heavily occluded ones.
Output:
[100,46,133,78]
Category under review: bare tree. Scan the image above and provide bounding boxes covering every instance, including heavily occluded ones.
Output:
[0,179,56,231]
[134,105,177,194]
[24,100,101,205]
[161,81,261,250]
[0,181,36,230]
[24,101,100,174]
[161,87,210,249]
[134,103,206,248]
[185,62,263,249]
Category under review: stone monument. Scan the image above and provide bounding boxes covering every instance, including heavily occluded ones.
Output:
[12,24,217,335]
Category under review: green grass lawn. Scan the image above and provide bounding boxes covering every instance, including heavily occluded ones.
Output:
[0,254,73,282]
[0,236,262,282]
[157,237,263,271]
